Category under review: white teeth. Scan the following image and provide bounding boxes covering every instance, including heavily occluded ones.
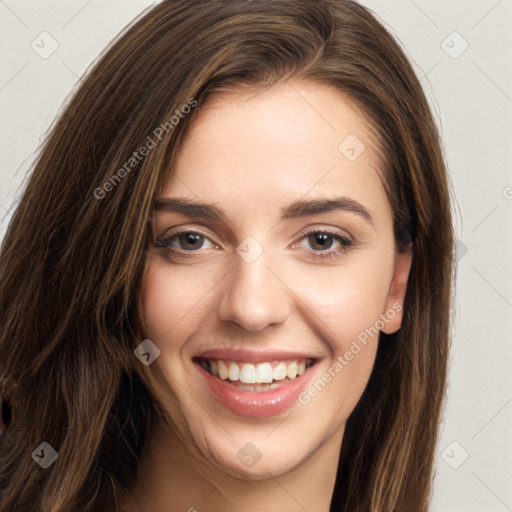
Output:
[240,363,256,383]
[287,361,297,379]
[203,359,312,384]
[255,363,273,384]
[218,360,229,380]
[273,362,287,381]
[228,362,239,381]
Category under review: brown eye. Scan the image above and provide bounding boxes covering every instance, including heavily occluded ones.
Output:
[294,229,355,261]
[174,232,207,251]
[156,229,217,256]
[307,232,336,251]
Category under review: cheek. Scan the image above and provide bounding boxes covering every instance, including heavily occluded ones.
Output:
[287,254,393,351]
[298,262,389,420]
[140,260,219,340]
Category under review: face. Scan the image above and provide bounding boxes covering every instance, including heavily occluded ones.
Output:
[140,79,412,479]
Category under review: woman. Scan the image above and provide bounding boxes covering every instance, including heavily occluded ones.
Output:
[0,0,455,511]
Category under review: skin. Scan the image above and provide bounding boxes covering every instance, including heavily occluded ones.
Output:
[124,79,412,512]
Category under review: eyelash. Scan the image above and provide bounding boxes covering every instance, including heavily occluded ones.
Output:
[155,228,354,261]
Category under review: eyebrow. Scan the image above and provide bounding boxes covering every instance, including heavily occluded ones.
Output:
[154,195,375,227]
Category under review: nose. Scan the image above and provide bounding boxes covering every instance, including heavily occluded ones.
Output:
[216,247,292,333]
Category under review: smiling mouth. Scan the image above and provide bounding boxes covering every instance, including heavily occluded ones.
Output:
[193,357,314,391]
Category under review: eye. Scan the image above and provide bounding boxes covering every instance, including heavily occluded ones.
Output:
[156,229,217,254]
[292,229,354,261]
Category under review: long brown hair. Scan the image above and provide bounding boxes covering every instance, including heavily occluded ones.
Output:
[0,1,455,510]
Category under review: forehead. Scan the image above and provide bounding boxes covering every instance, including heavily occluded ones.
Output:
[162,79,389,226]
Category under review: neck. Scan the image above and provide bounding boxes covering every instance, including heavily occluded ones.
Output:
[121,418,344,512]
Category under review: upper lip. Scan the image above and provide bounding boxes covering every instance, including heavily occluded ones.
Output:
[193,348,320,363]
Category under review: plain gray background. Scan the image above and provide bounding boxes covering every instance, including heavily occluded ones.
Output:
[1,1,511,510]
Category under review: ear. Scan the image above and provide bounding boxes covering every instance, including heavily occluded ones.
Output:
[381,244,413,334]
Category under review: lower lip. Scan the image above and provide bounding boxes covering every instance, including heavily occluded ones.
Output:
[196,363,316,417]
